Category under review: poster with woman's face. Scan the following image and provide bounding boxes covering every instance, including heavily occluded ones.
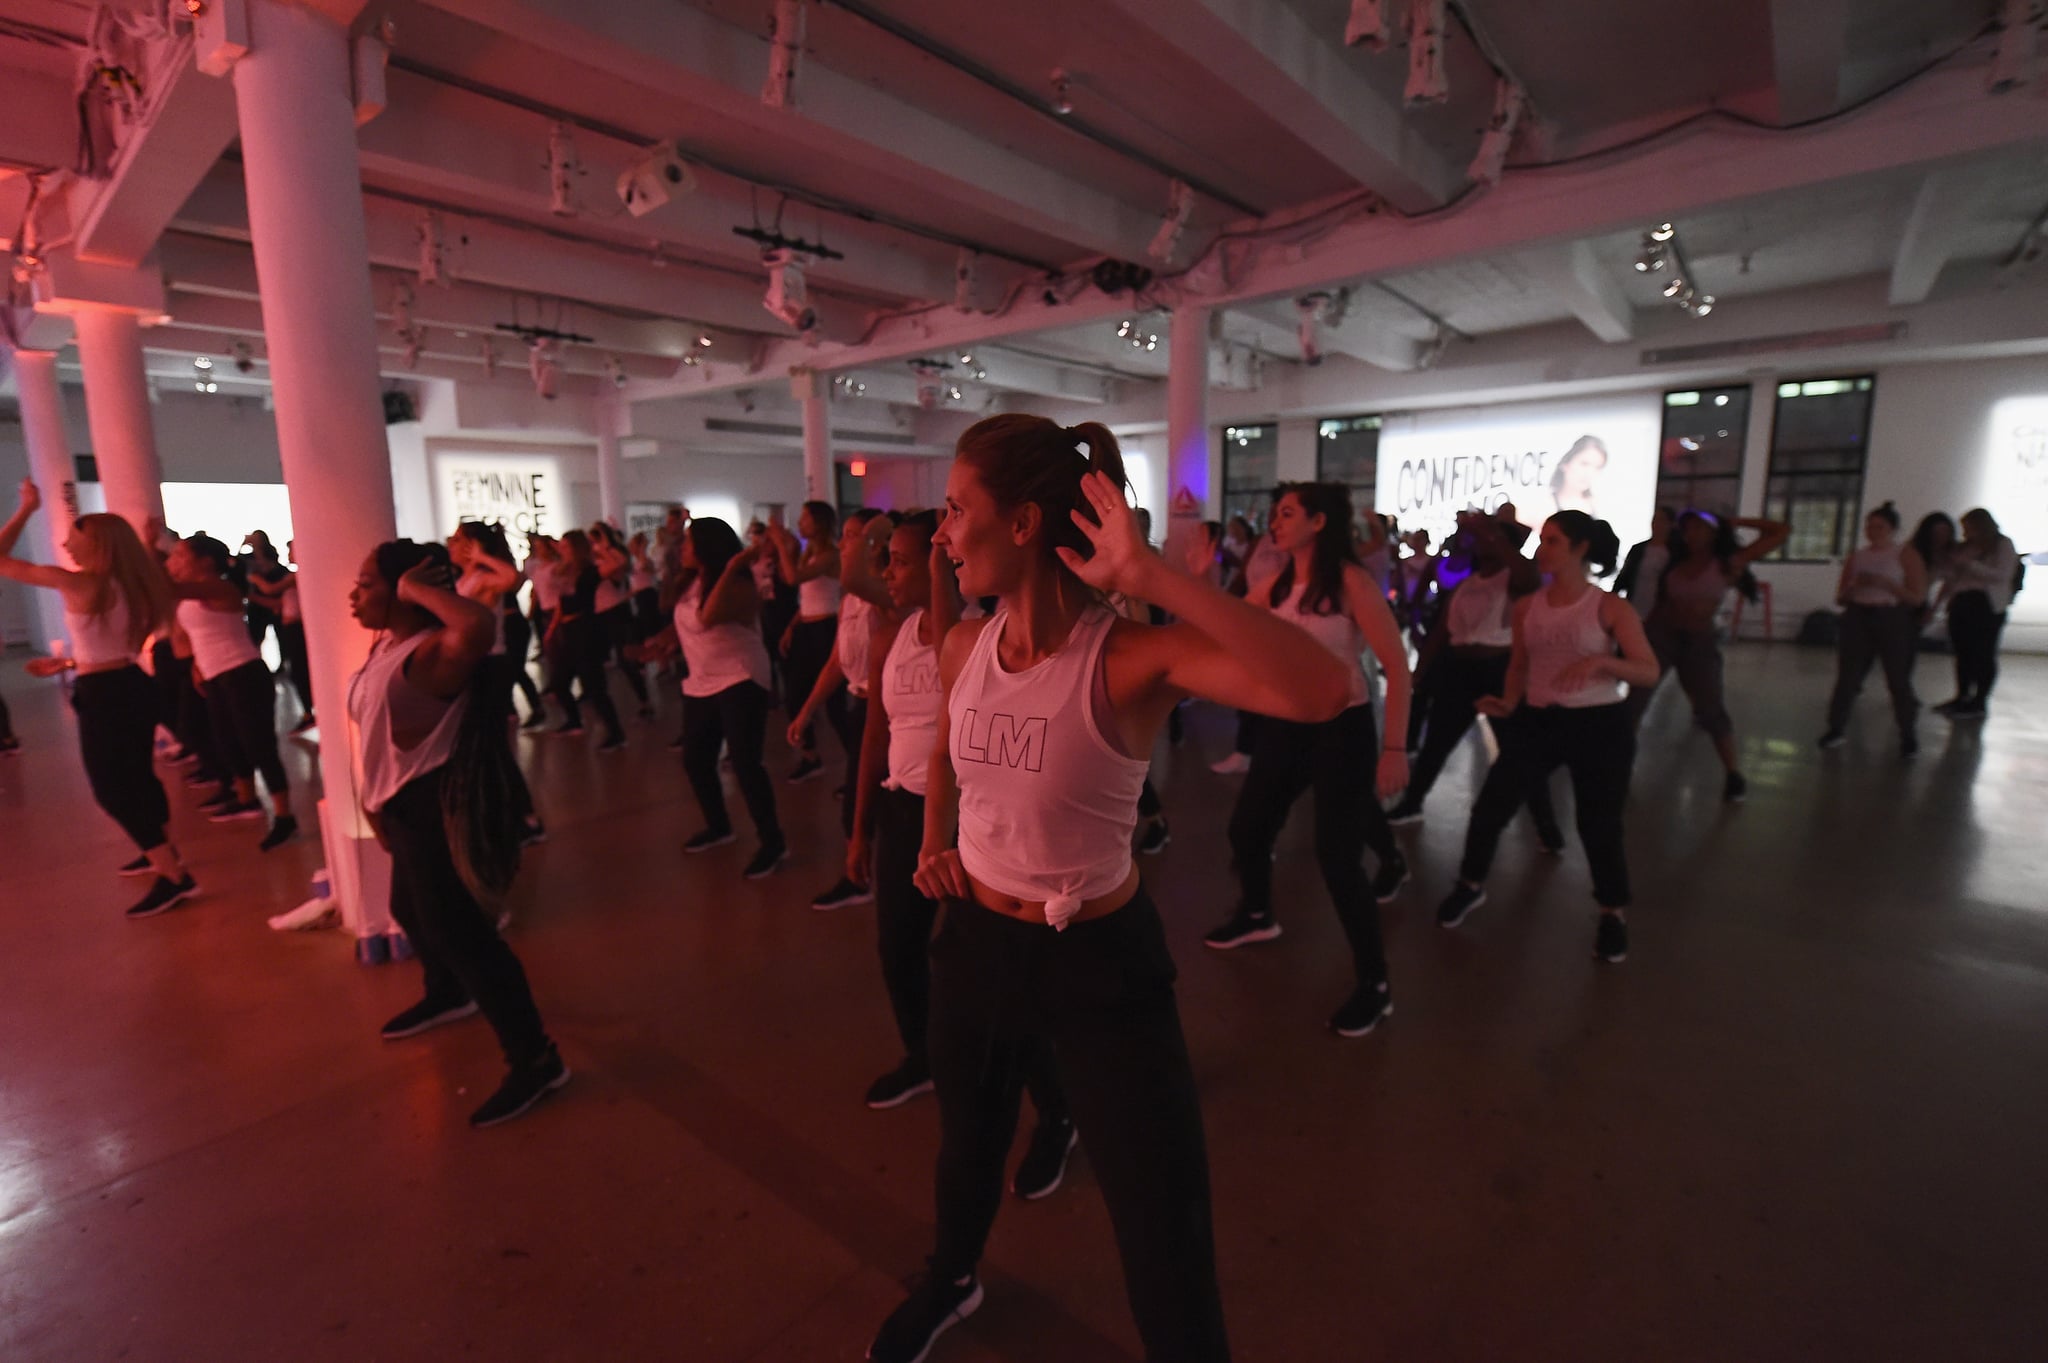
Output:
[1374,392,1661,556]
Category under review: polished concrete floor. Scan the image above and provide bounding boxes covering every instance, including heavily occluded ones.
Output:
[2,642,2045,1362]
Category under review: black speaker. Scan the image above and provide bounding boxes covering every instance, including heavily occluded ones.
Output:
[382,390,416,424]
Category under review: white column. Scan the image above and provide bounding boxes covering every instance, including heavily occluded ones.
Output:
[1165,305,1213,562]
[596,394,625,526]
[11,349,81,652]
[794,369,831,502]
[71,307,165,538]
[226,0,398,943]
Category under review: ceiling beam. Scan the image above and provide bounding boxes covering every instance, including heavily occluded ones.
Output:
[71,41,239,265]
[1231,300,1425,371]
[420,0,1162,261]
[1768,0,1852,123]
[1524,240,1635,343]
[1094,0,1467,213]
[1889,169,1992,306]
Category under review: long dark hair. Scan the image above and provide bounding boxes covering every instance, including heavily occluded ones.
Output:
[1547,510,1622,575]
[1267,482,1357,616]
[954,413,1129,598]
[802,500,838,542]
[1667,509,1758,602]
[457,520,515,564]
[1911,511,1956,566]
[370,538,522,906]
[687,517,743,605]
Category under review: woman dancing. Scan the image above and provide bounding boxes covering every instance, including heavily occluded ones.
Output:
[1818,502,1926,755]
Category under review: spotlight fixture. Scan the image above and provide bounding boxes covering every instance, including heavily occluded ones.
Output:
[958,351,974,365]
[193,356,213,370]
[1650,222,1676,242]
[1690,294,1715,318]
[697,333,714,348]
[762,0,805,109]
[546,123,580,217]
[1116,319,1134,338]
[1635,220,1718,319]
[1662,276,1688,298]
[1050,67,1074,116]
[762,247,817,332]
[229,340,255,374]
[947,385,962,402]
[528,337,561,400]
[617,140,696,217]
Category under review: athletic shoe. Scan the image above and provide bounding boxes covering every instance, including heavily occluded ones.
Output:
[126,873,198,919]
[1595,913,1629,964]
[520,820,549,848]
[380,997,479,1040]
[1436,883,1486,928]
[1203,910,1282,950]
[1329,980,1393,1038]
[117,855,154,877]
[1384,797,1425,826]
[551,723,586,738]
[469,1044,571,1128]
[865,1059,934,1110]
[1209,752,1251,775]
[1723,771,1748,804]
[288,714,317,735]
[867,1272,983,1363]
[596,733,627,753]
[812,877,873,910]
[1817,730,1846,750]
[1135,818,1171,855]
[1901,733,1920,760]
[207,800,265,823]
[0,736,17,757]
[787,755,824,784]
[1011,1118,1078,1200]
[1371,850,1409,903]
[744,841,790,879]
[257,814,299,852]
[684,828,736,853]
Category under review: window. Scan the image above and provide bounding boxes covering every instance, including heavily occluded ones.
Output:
[1221,424,1278,527]
[1656,386,1748,520]
[1763,375,1876,561]
[1318,415,1382,514]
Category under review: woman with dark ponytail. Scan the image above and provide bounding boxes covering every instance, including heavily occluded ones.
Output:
[1625,509,1788,802]
[348,539,567,1128]
[867,414,1353,1363]
[1434,511,1661,963]
[450,521,545,847]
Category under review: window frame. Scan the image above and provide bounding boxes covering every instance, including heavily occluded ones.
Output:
[1655,383,1750,522]
[1316,414,1383,513]
[1221,423,1279,527]
[1761,374,1877,564]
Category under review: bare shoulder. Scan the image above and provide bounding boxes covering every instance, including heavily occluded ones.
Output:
[938,615,992,680]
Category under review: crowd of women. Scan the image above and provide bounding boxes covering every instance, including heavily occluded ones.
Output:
[0,409,2029,1361]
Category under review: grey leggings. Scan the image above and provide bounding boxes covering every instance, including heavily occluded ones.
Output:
[1625,617,1731,742]
[1828,604,1919,736]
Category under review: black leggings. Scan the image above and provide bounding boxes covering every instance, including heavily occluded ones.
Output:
[381,769,550,1067]
[1627,617,1732,742]
[1948,591,2007,703]
[784,615,837,753]
[479,655,538,825]
[277,621,313,715]
[73,666,171,852]
[1407,651,1562,834]
[203,658,289,798]
[550,623,623,742]
[603,604,650,706]
[1227,701,1395,987]
[829,690,865,837]
[501,612,545,716]
[1459,702,1634,907]
[680,681,780,843]
[926,890,1228,1362]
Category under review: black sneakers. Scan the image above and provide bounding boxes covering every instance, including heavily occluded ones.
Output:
[117,855,155,877]
[551,723,586,738]
[1135,818,1171,855]
[788,755,824,784]
[1384,797,1424,826]
[865,1058,935,1110]
[469,1044,570,1128]
[258,814,299,852]
[1723,771,1748,804]
[1011,1118,1078,1200]
[744,841,790,879]
[1436,882,1486,928]
[813,877,874,910]
[126,874,198,919]
[1371,850,1409,902]
[1595,913,1629,964]
[867,1272,983,1363]
[1329,980,1393,1038]
[683,827,736,853]
[1202,910,1282,949]
[596,733,627,753]
[207,800,265,824]
[380,996,480,1040]
[1817,730,1846,750]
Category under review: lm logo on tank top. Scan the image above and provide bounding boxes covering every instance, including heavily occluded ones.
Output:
[955,707,1047,772]
[891,658,940,697]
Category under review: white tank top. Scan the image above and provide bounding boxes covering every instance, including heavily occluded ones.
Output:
[529,563,564,611]
[1845,544,1906,607]
[674,593,772,698]
[177,597,261,680]
[837,595,874,698]
[66,587,136,668]
[882,609,944,795]
[457,569,507,656]
[1524,585,1625,709]
[798,570,840,618]
[1447,569,1514,648]
[350,632,466,814]
[1270,578,1370,709]
[949,607,1150,928]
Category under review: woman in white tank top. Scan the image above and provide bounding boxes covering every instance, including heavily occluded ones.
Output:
[1435,511,1660,965]
[0,480,195,917]
[1821,502,1927,754]
[1202,482,1415,1041]
[867,416,1352,1363]
[771,500,842,781]
[347,538,566,1128]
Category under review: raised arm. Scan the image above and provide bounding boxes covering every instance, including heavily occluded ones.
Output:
[400,560,497,699]
[700,550,763,627]
[0,482,84,595]
[1728,516,1791,573]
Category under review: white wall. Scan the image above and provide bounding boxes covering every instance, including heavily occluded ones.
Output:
[622,448,806,534]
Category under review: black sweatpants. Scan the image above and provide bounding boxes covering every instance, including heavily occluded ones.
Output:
[1948,590,2008,703]
[277,621,313,715]
[381,769,550,1068]
[479,655,538,826]
[1459,702,1634,907]
[202,658,289,798]
[681,680,780,843]
[1227,701,1394,987]
[501,611,545,716]
[1827,604,1919,737]
[927,889,1226,1362]
[1406,651,1563,837]
[784,615,837,755]
[551,623,623,742]
[603,604,650,707]
[73,666,171,852]
[829,690,866,838]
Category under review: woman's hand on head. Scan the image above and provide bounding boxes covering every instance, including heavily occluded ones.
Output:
[397,556,452,602]
[1057,471,1158,599]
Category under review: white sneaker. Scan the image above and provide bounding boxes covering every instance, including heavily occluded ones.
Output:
[268,896,339,932]
[1210,752,1252,775]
